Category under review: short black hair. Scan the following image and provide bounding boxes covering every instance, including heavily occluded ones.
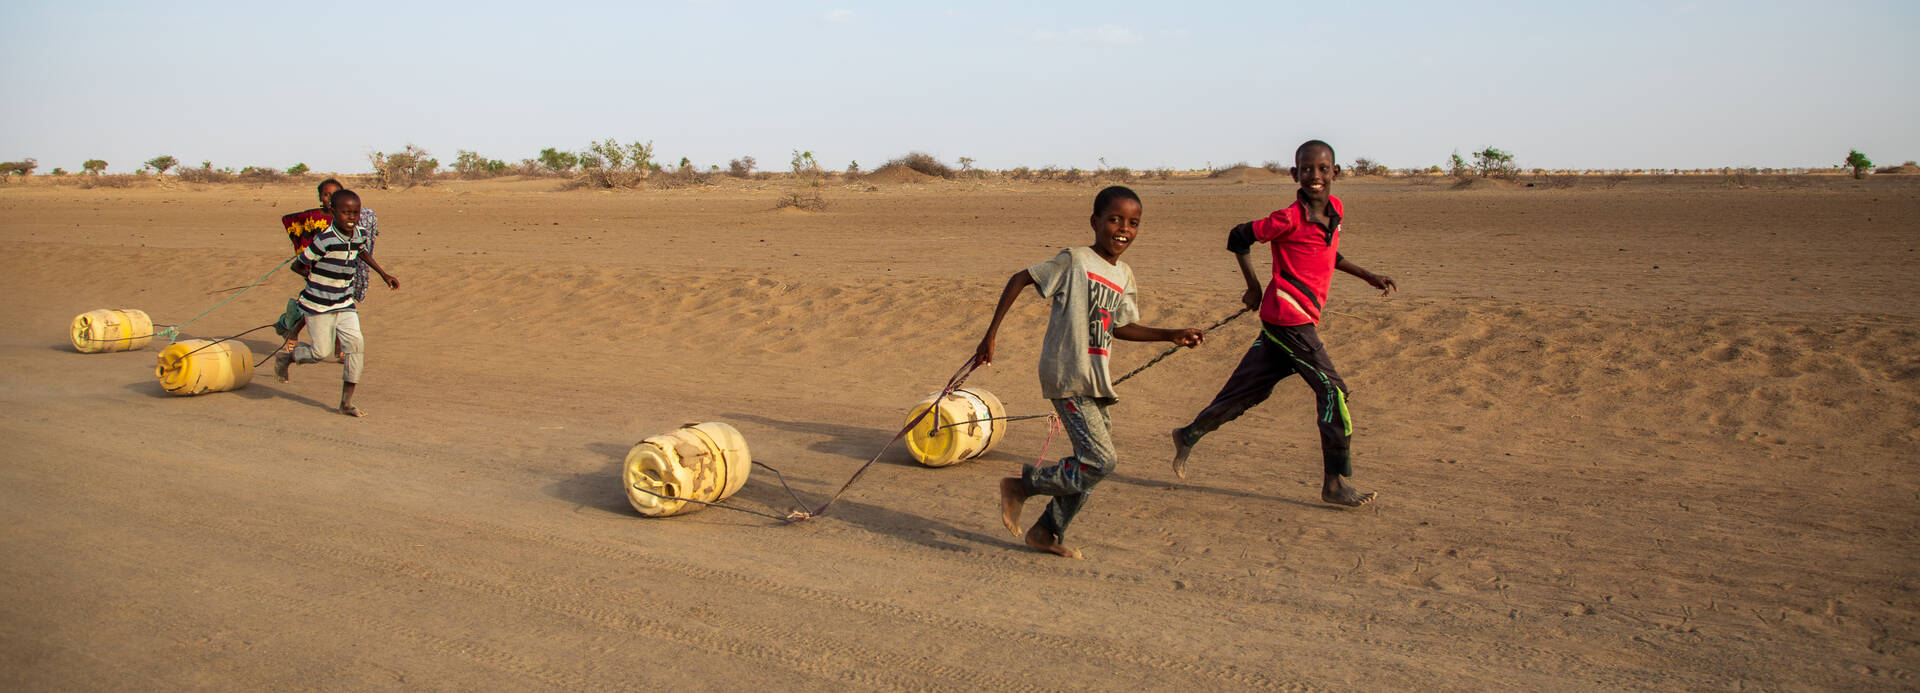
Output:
[317,178,343,195]
[1295,140,1336,165]
[329,189,361,207]
[1093,185,1140,215]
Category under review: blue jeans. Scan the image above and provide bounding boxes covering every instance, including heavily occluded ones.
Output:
[1021,396,1118,540]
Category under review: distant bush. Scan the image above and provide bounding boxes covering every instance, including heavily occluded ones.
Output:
[774,191,828,212]
[651,162,713,189]
[82,159,108,174]
[452,150,509,179]
[573,139,655,188]
[510,159,543,177]
[727,156,756,178]
[286,162,311,175]
[538,148,579,174]
[77,174,138,189]
[1447,150,1470,179]
[175,162,234,184]
[2,158,38,176]
[1149,167,1174,180]
[370,145,439,189]
[1471,147,1519,180]
[1844,149,1873,179]
[145,155,177,175]
[790,150,822,178]
[238,166,286,183]
[1262,160,1285,173]
[1542,173,1577,189]
[845,160,860,175]
[49,167,68,176]
[1348,157,1387,176]
[884,152,954,179]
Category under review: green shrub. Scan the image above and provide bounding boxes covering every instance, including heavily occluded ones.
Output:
[538,147,579,174]
[286,162,311,175]
[2,159,39,176]
[1844,149,1873,179]
[145,155,177,174]
[727,156,756,178]
[82,159,108,174]
[791,150,821,178]
[452,150,509,178]
[1471,147,1518,179]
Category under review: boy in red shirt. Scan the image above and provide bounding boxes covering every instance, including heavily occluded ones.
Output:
[1170,140,1397,507]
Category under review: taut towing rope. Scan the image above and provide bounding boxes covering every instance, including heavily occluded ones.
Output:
[626,306,1255,525]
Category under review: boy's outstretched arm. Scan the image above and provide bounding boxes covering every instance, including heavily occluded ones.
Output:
[973,270,1035,366]
[1336,254,1397,295]
[1114,324,1205,347]
[360,249,401,290]
[1227,222,1263,310]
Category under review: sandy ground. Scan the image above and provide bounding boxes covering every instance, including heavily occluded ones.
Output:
[1,173,1915,690]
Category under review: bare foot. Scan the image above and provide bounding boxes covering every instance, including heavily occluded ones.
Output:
[1023,523,1082,559]
[1321,475,1377,508]
[1170,428,1193,479]
[998,478,1028,536]
[273,352,292,383]
[339,403,366,418]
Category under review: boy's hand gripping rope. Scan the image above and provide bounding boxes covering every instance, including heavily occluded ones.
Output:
[1110,306,1252,386]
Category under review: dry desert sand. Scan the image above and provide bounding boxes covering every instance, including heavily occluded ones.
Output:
[2,173,1916,690]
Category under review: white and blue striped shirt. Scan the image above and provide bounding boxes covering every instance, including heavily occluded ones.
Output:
[295,224,363,314]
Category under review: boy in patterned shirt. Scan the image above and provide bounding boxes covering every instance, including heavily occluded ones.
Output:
[274,190,399,417]
[976,186,1204,558]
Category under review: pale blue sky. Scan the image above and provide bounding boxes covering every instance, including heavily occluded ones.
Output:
[2,1,1914,174]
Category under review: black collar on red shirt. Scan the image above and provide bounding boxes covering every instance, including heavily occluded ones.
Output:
[1294,190,1340,246]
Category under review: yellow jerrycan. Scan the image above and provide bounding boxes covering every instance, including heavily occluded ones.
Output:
[903,387,1007,467]
[155,339,254,395]
[71,309,154,353]
[623,422,752,517]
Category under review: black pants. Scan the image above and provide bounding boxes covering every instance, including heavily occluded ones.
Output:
[1177,323,1353,476]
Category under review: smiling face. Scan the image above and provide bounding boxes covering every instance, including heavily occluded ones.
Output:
[330,194,362,232]
[1089,196,1143,263]
[1291,146,1339,204]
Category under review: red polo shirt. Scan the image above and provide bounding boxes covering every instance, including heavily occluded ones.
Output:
[1241,194,1343,326]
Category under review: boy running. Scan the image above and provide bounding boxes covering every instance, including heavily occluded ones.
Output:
[274,189,399,417]
[1170,140,1396,507]
[977,186,1204,558]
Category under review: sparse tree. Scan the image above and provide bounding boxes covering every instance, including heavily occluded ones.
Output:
[50,167,67,175]
[790,150,820,177]
[1844,149,1874,179]
[145,155,178,175]
[538,147,580,174]
[453,150,508,178]
[847,161,860,174]
[287,162,310,175]
[727,156,757,178]
[1447,150,1469,179]
[1471,147,1517,179]
[0,158,36,176]
[575,139,655,188]
[369,145,439,189]
[82,159,108,175]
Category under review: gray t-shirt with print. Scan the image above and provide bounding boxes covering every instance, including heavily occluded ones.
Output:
[1029,246,1140,400]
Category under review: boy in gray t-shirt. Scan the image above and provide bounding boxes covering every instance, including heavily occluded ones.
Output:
[973,186,1204,558]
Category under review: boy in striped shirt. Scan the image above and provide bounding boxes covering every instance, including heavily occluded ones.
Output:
[274,189,399,417]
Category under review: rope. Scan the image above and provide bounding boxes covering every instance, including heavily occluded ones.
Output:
[929,413,1056,433]
[1033,414,1062,467]
[793,355,981,521]
[156,255,296,342]
[1110,306,1252,386]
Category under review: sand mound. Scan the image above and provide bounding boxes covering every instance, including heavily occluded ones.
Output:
[1874,163,1919,175]
[862,165,937,184]
[1208,165,1281,184]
